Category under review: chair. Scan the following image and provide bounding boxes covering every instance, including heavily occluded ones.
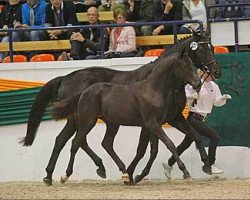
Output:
[3,55,28,63]
[144,49,165,57]
[30,54,55,62]
[214,46,229,54]
[0,5,3,12]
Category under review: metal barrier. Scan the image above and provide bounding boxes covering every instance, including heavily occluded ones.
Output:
[0,20,203,62]
[207,3,250,52]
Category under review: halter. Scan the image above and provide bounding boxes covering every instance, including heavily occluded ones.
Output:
[190,41,218,80]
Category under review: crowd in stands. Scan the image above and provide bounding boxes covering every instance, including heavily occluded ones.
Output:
[0,0,250,62]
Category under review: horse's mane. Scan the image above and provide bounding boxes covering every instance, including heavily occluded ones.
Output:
[151,35,193,64]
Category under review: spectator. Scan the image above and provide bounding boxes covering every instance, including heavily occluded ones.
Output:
[152,0,182,36]
[104,9,137,58]
[73,0,101,13]
[124,0,141,22]
[98,0,125,12]
[0,0,22,62]
[62,6,109,60]
[136,0,161,36]
[13,0,47,42]
[44,0,78,40]
[180,0,209,33]
[216,0,249,19]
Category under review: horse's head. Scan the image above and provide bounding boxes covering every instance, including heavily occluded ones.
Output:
[187,31,222,80]
[175,50,201,92]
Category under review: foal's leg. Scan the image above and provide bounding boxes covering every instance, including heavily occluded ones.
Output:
[145,120,190,179]
[134,133,159,184]
[126,128,150,184]
[168,115,211,174]
[43,118,105,186]
[43,119,76,186]
[61,118,97,183]
[101,122,129,182]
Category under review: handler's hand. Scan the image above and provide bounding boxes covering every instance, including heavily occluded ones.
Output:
[189,92,198,99]
[222,94,232,100]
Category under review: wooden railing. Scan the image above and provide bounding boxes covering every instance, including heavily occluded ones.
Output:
[0,34,191,53]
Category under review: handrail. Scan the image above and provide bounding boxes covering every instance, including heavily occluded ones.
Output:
[0,20,203,62]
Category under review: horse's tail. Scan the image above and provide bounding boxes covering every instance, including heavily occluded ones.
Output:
[51,93,81,120]
[20,76,63,146]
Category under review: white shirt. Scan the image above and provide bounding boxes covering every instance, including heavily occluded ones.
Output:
[185,79,226,117]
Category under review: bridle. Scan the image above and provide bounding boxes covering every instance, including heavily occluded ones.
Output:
[189,41,218,80]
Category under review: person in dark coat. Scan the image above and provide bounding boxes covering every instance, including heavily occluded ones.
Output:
[44,0,78,40]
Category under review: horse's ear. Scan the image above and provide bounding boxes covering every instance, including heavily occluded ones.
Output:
[203,29,211,38]
[193,30,202,39]
[179,47,186,59]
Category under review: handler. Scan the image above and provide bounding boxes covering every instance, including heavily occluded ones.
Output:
[163,70,232,179]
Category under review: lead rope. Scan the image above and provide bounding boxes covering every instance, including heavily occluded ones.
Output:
[191,73,209,107]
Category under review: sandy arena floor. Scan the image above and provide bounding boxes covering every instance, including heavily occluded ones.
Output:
[0,178,249,199]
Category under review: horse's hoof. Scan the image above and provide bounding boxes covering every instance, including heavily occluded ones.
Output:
[124,180,134,186]
[183,173,191,179]
[122,173,130,183]
[202,165,212,175]
[134,175,142,184]
[60,175,69,184]
[96,168,106,179]
[43,177,52,186]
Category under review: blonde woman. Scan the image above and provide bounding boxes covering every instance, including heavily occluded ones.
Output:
[104,10,137,58]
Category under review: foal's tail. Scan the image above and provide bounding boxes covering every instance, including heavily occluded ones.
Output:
[51,93,81,120]
[19,76,63,146]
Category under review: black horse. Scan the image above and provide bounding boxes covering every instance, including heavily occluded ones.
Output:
[20,33,221,186]
[51,50,201,184]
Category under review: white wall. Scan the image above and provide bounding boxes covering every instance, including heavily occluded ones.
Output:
[0,58,249,182]
[0,121,249,182]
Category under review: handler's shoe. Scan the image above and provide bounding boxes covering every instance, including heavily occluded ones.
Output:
[162,162,172,179]
[211,164,223,174]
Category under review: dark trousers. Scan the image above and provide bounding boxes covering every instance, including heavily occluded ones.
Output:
[70,40,99,60]
[70,40,87,60]
[168,113,220,167]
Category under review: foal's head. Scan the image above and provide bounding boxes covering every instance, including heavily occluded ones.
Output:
[175,50,201,92]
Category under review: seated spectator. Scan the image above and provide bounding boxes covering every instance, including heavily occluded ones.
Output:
[73,0,101,13]
[124,0,141,22]
[206,0,218,20]
[13,0,47,42]
[104,9,137,58]
[216,0,249,19]
[62,6,109,60]
[44,0,78,40]
[136,0,161,36]
[152,0,182,36]
[98,0,125,12]
[0,0,22,62]
[180,0,208,34]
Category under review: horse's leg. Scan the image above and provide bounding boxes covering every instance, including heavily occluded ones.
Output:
[101,122,128,182]
[61,119,97,184]
[43,119,76,186]
[168,115,211,174]
[134,133,159,184]
[43,119,106,186]
[126,128,150,184]
[145,120,190,179]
